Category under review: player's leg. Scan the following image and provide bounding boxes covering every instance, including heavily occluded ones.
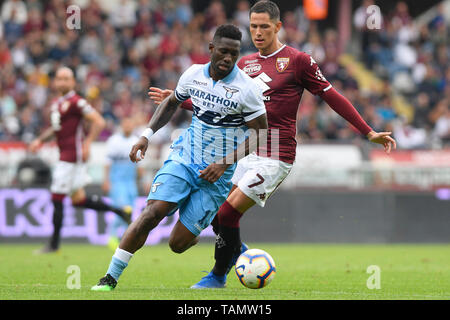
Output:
[168,186,219,255]
[92,164,192,291]
[35,193,66,254]
[192,155,292,288]
[70,188,132,223]
[107,184,132,250]
[35,162,71,254]
[209,184,238,235]
[205,157,256,278]
[91,199,177,291]
[168,220,199,253]
[119,199,177,253]
[191,188,254,288]
[212,188,255,276]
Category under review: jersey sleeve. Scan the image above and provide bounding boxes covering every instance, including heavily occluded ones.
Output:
[295,52,332,95]
[241,81,266,122]
[174,66,195,102]
[77,98,94,115]
[180,99,193,111]
[104,136,115,165]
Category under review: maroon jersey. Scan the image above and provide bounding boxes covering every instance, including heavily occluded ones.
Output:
[238,45,332,164]
[49,90,94,163]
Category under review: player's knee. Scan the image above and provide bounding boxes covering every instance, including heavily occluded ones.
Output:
[169,240,185,254]
[70,189,86,206]
[169,236,198,254]
[137,202,166,229]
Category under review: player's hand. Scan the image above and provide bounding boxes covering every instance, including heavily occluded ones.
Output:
[82,142,91,162]
[102,180,110,194]
[367,131,397,154]
[28,139,42,153]
[199,163,230,183]
[148,87,173,105]
[129,136,149,163]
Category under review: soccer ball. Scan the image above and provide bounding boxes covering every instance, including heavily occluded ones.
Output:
[235,248,276,289]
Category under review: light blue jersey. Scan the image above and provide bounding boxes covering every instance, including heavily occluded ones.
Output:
[106,132,139,209]
[148,62,266,236]
[171,63,265,186]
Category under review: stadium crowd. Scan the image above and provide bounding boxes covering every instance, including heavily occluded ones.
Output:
[0,0,448,150]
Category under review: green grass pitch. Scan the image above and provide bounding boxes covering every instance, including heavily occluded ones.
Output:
[1,243,449,300]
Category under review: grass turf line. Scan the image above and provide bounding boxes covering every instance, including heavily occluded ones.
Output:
[0,243,449,300]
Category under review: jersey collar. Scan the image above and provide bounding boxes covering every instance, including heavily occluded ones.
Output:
[58,90,76,102]
[203,62,239,84]
[258,44,287,59]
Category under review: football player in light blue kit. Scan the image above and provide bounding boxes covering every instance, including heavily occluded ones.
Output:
[91,24,268,291]
[103,117,143,250]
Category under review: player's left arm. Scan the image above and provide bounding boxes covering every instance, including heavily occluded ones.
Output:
[320,88,396,153]
[199,113,268,183]
[297,52,396,153]
[200,81,268,183]
[102,163,111,194]
[83,109,106,161]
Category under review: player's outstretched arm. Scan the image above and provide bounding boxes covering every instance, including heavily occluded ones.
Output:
[320,88,396,154]
[28,127,55,153]
[129,92,181,163]
[148,87,193,111]
[199,113,268,183]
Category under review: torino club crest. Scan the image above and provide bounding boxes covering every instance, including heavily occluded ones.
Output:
[276,57,290,72]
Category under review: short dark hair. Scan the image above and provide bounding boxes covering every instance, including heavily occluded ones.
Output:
[249,0,280,22]
[213,24,242,43]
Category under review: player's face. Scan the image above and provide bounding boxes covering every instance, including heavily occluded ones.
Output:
[121,118,134,136]
[249,12,281,52]
[54,70,75,95]
[209,37,241,78]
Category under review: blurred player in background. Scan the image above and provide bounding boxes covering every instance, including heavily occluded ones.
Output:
[149,0,397,289]
[103,117,143,251]
[29,67,132,254]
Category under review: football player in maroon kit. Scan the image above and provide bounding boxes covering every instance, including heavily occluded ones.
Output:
[149,0,396,288]
[29,67,133,253]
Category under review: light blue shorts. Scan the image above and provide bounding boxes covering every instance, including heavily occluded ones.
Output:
[147,160,229,236]
[110,181,137,208]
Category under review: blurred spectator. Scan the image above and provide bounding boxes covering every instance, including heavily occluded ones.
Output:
[109,0,137,29]
[352,0,450,148]
[1,0,27,44]
[0,17,3,40]
[433,101,449,144]
[234,0,250,28]
[0,0,447,152]
[175,0,194,26]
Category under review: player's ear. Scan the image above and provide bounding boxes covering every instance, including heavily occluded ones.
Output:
[274,20,282,33]
[209,42,215,54]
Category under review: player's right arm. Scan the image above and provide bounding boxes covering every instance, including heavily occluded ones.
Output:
[198,113,268,183]
[102,163,111,194]
[28,127,55,153]
[129,92,181,163]
[131,66,196,163]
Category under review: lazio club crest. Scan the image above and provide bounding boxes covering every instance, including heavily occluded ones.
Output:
[276,57,290,72]
[151,182,162,193]
[223,86,239,99]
